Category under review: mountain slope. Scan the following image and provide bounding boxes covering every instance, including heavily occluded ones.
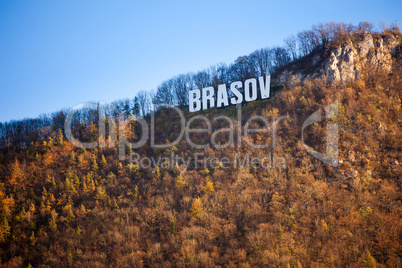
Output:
[0,32,401,267]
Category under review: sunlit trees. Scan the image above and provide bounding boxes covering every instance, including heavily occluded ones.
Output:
[357,21,375,34]
[56,128,64,147]
[0,217,10,243]
[203,180,214,196]
[190,198,204,219]
[0,21,401,267]
[175,174,186,190]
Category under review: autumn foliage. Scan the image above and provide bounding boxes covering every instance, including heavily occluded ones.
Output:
[0,28,401,268]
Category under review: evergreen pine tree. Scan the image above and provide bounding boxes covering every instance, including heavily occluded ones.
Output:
[56,128,64,147]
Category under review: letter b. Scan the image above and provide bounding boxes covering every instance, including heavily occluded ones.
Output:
[189,89,201,112]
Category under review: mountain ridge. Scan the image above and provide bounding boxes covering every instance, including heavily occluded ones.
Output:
[0,25,401,267]
[275,32,400,86]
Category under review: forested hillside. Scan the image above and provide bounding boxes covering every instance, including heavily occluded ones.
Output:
[0,22,401,267]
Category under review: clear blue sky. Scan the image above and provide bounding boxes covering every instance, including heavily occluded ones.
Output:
[0,0,401,122]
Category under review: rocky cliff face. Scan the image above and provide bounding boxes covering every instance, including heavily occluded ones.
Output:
[277,33,400,85]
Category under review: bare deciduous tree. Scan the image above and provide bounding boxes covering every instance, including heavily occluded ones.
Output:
[210,63,230,86]
[137,90,151,117]
[297,30,320,56]
[173,74,191,107]
[357,21,375,34]
[379,20,388,32]
[193,70,211,90]
[230,56,255,84]
[249,48,274,77]
[284,35,298,61]
[272,46,291,70]
[154,79,174,106]
[313,22,338,45]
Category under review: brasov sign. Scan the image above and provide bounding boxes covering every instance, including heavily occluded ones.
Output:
[188,75,271,112]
